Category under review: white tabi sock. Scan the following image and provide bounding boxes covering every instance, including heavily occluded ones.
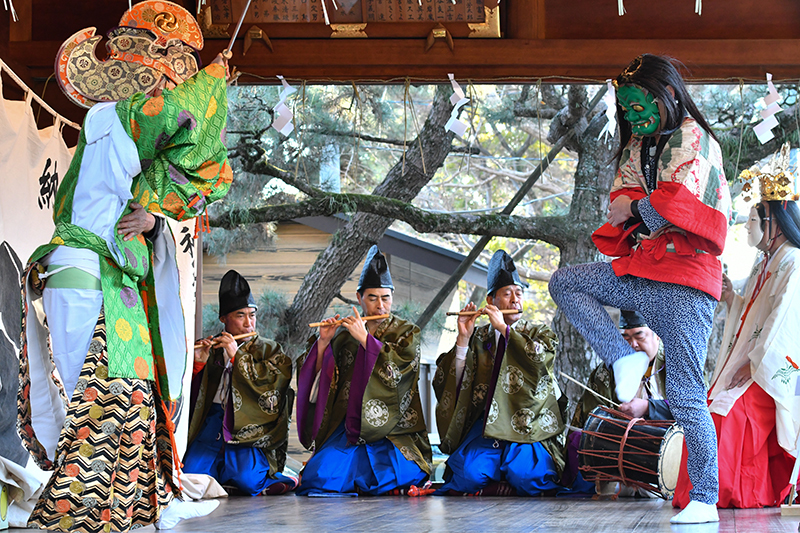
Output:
[670,500,719,524]
[611,351,650,403]
[155,499,220,530]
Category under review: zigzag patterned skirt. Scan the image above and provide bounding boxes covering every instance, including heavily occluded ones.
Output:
[28,312,176,533]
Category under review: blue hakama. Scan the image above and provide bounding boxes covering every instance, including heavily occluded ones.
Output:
[183,404,295,495]
[438,418,560,496]
[297,423,427,496]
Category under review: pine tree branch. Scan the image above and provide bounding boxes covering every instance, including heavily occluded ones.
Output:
[303,128,482,154]
[238,155,323,198]
[513,84,565,119]
[335,292,359,306]
[210,191,573,246]
[513,107,560,120]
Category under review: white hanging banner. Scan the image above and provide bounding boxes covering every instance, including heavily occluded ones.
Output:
[445,73,470,139]
[753,73,783,145]
[271,75,297,136]
[167,218,200,457]
[0,85,72,264]
[597,80,618,144]
[0,61,73,469]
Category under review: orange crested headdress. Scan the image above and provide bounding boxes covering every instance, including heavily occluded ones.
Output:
[55,1,203,108]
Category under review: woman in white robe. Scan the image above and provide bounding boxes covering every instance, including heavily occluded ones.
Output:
[675,195,800,508]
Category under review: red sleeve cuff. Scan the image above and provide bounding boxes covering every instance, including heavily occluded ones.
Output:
[192,360,206,376]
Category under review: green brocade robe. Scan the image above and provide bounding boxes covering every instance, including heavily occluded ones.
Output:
[298,316,432,474]
[188,336,293,477]
[28,63,231,401]
[571,343,667,430]
[434,320,567,474]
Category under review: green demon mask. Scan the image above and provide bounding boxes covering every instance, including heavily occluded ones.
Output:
[617,85,661,136]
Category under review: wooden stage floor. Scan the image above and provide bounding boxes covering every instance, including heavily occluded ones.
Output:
[15,495,785,533]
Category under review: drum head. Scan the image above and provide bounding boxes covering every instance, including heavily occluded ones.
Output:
[657,424,685,498]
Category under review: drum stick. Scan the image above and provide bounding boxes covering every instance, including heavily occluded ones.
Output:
[193,332,255,350]
[559,371,620,408]
[446,309,521,316]
[308,314,391,328]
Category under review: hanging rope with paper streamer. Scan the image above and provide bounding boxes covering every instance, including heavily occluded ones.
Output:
[271,75,297,136]
[597,79,617,144]
[0,59,80,131]
[320,0,331,25]
[445,73,470,138]
[753,73,783,144]
[4,0,19,21]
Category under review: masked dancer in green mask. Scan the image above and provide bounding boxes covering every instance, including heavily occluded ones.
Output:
[549,54,731,524]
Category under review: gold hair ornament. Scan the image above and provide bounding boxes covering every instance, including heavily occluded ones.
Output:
[613,54,644,89]
[739,143,799,202]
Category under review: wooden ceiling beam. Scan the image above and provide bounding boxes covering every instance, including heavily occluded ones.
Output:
[7,38,800,83]
[215,38,800,82]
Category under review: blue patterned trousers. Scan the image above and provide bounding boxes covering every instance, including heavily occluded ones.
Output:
[549,262,719,504]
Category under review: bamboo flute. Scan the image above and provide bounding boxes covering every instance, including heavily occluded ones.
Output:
[445,309,522,316]
[193,332,256,350]
[308,313,391,328]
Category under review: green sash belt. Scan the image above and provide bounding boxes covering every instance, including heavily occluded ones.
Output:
[45,265,102,290]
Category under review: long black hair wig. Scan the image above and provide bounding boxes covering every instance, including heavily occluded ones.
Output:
[760,200,800,248]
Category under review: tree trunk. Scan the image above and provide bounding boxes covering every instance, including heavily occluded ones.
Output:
[280,85,457,354]
[551,97,619,404]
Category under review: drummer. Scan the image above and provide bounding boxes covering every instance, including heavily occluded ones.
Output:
[564,309,672,495]
[571,309,672,429]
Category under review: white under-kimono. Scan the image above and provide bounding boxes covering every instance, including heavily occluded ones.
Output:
[709,241,800,458]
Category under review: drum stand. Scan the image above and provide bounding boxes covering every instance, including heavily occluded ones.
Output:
[592,480,621,501]
[780,434,800,516]
[782,486,800,516]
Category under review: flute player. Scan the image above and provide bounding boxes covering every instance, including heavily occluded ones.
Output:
[295,245,432,496]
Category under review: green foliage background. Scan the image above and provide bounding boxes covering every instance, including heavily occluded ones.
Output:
[211,81,800,329]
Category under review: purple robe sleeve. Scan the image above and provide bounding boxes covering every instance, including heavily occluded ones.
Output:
[189,364,204,422]
[218,360,234,443]
[344,334,383,444]
[222,383,235,443]
[296,340,336,448]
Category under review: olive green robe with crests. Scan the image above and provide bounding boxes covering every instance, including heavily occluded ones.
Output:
[299,315,432,474]
[434,320,567,474]
[188,335,293,478]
